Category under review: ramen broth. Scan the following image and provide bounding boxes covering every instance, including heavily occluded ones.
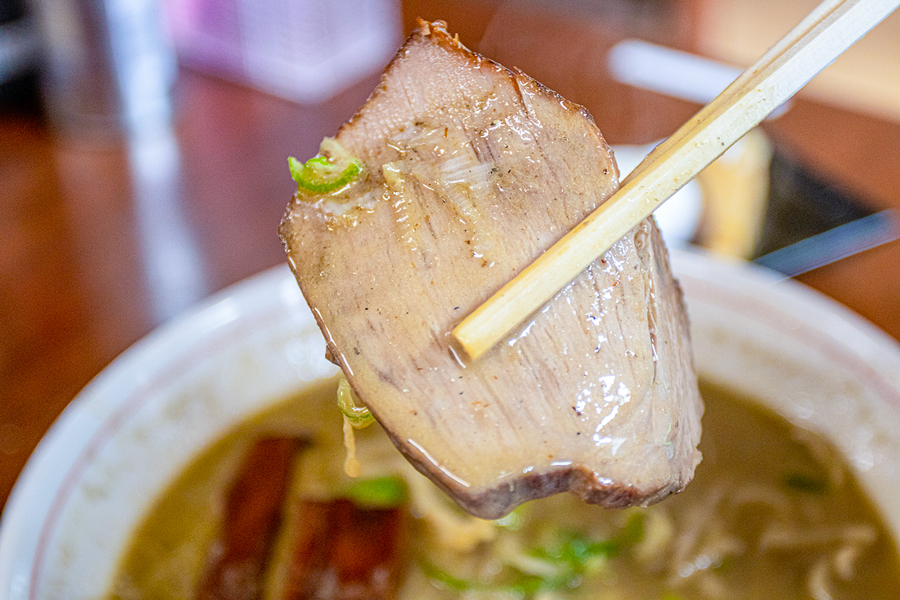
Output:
[109,378,900,599]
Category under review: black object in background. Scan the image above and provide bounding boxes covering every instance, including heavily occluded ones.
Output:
[754,150,875,259]
[0,0,41,115]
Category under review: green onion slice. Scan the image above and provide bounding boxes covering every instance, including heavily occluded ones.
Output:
[338,377,374,428]
[345,476,407,508]
[423,510,647,596]
[288,138,362,193]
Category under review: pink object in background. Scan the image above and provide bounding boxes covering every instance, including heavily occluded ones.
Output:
[165,0,402,103]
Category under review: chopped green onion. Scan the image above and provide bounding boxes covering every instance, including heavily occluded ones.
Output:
[533,532,620,576]
[338,377,374,428]
[421,561,564,597]
[421,561,480,592]
[424,532,616,596]
[495,504,528,530]
[288,149,362,194]
[620,510,646,545]
[507,573,567,597]
[345,476,407,508]
[423,510,649,597]
[783,473,828,493]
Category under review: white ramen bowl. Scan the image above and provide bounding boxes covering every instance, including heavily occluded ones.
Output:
[2,250,900,599]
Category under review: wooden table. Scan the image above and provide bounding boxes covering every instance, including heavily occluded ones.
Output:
[1,0,899,512]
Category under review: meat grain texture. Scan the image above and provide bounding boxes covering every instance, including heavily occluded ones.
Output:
[280,20,703,519]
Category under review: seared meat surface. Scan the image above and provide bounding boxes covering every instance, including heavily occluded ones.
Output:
[280,20,702,519]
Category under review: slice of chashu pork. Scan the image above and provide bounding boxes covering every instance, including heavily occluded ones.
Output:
[280,20,702,520]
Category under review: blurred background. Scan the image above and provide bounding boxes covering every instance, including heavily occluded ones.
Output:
[1,0,899,511]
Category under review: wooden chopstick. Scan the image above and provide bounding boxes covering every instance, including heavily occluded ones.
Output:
[451,0,900,362]
[620,0,847,186]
